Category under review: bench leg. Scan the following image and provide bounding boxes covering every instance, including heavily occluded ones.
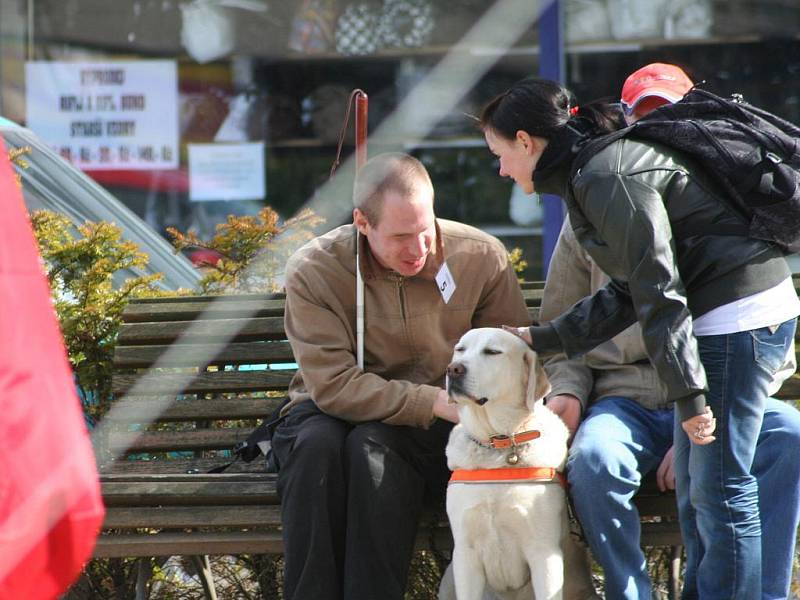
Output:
[668,545,682,600]
[190,555,218,600]
[135,558,153,600]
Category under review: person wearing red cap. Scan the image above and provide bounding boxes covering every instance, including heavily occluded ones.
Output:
[480,74,800,600]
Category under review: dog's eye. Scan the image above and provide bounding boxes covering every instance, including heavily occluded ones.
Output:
[483,348,502,355]
[454,346,465,353]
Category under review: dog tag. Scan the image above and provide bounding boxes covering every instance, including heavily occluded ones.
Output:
[506,451,520,465]
[435,262,456,304]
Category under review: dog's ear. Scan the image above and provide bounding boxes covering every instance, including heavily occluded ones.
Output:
[524,348,552,409]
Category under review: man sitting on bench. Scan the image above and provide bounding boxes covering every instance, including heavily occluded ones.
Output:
[273,152,530,600]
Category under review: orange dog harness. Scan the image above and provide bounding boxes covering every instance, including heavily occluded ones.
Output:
[449,466,567,488]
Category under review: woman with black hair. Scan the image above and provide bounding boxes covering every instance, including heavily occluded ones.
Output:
[482,77,800,600]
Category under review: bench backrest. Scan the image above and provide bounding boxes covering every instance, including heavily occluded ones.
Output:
[100,293,292,474]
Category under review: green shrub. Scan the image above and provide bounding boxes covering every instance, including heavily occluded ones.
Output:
[168,207,323,294]
[30,210,163,421]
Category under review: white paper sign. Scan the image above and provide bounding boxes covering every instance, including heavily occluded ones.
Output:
[25,60,178,170]
[436,262,456,304]
[188,142,266,202]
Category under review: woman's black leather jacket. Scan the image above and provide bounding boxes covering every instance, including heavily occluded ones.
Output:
[529,135,789,421]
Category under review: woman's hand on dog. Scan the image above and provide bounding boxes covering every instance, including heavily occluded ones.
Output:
[433,389,460,423]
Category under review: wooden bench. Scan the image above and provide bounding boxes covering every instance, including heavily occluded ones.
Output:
[93,279,800,598]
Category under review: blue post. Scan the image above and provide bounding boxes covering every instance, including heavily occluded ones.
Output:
[538,0,564,277]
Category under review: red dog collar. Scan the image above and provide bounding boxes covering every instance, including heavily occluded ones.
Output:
[487,429,541,449]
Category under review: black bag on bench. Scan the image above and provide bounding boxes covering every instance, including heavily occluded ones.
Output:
[211,398,289,473]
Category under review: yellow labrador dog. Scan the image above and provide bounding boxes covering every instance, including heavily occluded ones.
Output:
[445,327,569,600]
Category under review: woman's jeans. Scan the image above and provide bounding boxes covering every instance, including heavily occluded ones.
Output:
[567,319,800,600]
[674,318,797,600]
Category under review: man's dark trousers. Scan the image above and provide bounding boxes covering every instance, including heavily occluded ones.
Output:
[272,400,453,600]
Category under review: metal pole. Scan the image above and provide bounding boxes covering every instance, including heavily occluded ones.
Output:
[354,90,368,370]
[539,0,565,276]
[27,0,35,60]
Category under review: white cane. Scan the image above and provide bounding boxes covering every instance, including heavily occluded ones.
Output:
[354,91,368,370]
[356,233,365,370]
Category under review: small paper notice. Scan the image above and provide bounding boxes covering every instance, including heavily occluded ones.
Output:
[188,142,265,202]
[435,262,456,304]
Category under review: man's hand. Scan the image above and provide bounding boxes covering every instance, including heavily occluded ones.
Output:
[433,389,459,423]
[681,405,716,445]
[545,393,582,439]
[656,445,676,491]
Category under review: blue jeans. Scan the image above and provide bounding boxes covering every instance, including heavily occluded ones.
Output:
[568,397,674,599]
[568,333,800,599]
[674,319,797,600]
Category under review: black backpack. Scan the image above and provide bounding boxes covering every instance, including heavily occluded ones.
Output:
[574,88,800,254]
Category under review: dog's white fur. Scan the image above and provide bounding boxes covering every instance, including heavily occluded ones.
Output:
[445,328,570,600]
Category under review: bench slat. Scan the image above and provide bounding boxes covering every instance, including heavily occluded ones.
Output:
[121,289,542,321]
[101,473,275,482]
[103,505,281,529]
[105,397,284,422]
[101,458,267,475]
[108,427,254,454]
[93,528,454,558]
[93,531,285,558]
[776,375,800,399]
[101,479,278,506]
[123,299,286,323]
[112,370,295,395]
[113,341,296,368]
[640,521,683,547]
[114,314,541,352]
[633,495,679,518]
[118,317,286,345]
[126,292,285,307]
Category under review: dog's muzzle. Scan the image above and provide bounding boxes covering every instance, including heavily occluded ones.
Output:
[446,361,489,405]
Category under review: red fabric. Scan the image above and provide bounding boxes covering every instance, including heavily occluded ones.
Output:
[85,168,190,193]
[0,138,105,598]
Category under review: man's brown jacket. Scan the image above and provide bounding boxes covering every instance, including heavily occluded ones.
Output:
[283,219,530,428]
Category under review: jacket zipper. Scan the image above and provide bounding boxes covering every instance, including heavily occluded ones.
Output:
[396,276,406,320]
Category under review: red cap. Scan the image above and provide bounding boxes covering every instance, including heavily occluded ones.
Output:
[620,63,694,115]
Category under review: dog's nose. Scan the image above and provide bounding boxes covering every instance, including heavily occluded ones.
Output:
[447,361,466,379]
